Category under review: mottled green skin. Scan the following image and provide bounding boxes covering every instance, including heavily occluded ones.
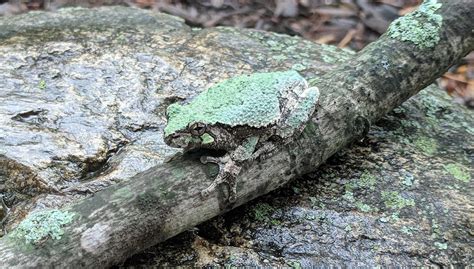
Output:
[9,209,75,245]
[164,70,318,137]
[387,0,442,49]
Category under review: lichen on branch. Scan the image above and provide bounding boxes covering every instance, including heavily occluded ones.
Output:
[9,209,75,245]
[386,0,443,49]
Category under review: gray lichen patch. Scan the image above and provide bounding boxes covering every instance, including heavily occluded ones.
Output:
[387,0,443,49]
[9,209,75,245]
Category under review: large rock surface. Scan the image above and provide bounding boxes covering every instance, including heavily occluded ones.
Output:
[0,7,472,267]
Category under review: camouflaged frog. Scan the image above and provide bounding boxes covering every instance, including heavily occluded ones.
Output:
[164,70,319,202]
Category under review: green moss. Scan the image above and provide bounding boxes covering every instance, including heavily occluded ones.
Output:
[381,191,415,210]
[444,163,471,182]
[414,136,437,155]
[10,209,75,245]
[387,0,442,49]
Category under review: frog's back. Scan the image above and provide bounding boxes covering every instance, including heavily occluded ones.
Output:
[189,71,299,128]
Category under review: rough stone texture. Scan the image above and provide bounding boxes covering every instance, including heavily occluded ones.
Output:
[123,86,473,267]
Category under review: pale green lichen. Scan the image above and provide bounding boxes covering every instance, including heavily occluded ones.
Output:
[355,201,373,213]
[387,0,443,49]
[342,191,355,203]
[400,225,418,235]
[358,171,377,190]
[164,70,318,137]
[381,191,415,210]
[401,172,414,187]
[38,79,46,90]
[272,55,287,61]
[444,163,471,183]
[10,209,75,245]
[291,63,306,71]
[434,242,448,250]
[414,136,437,155]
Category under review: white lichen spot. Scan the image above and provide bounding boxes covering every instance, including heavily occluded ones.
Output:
[80,222,111,254]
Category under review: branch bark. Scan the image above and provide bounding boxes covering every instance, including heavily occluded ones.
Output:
[0,1,473,267]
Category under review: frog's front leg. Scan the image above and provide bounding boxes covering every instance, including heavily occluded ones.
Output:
[200,154,241,202]
[200,136,258,202]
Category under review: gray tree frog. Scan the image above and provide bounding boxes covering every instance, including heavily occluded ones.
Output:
[164,70,319,202]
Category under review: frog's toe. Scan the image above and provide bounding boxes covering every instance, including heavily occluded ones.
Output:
[200,154,240,203]
[200,155,229,165]
[201,188,211,198]
[228,183,237,203]
[200,172,225,200]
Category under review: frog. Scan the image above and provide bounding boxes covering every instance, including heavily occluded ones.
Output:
[164,70,320,203]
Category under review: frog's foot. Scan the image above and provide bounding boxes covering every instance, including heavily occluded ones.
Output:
[0,196,10,232]
[200,155,241,203]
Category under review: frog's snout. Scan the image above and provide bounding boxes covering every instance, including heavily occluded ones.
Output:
[164,133,179,146]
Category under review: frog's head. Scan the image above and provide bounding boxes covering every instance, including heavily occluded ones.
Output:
[164,103,216,150]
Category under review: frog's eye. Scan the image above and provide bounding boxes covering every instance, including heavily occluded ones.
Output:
[189,122,207,136]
